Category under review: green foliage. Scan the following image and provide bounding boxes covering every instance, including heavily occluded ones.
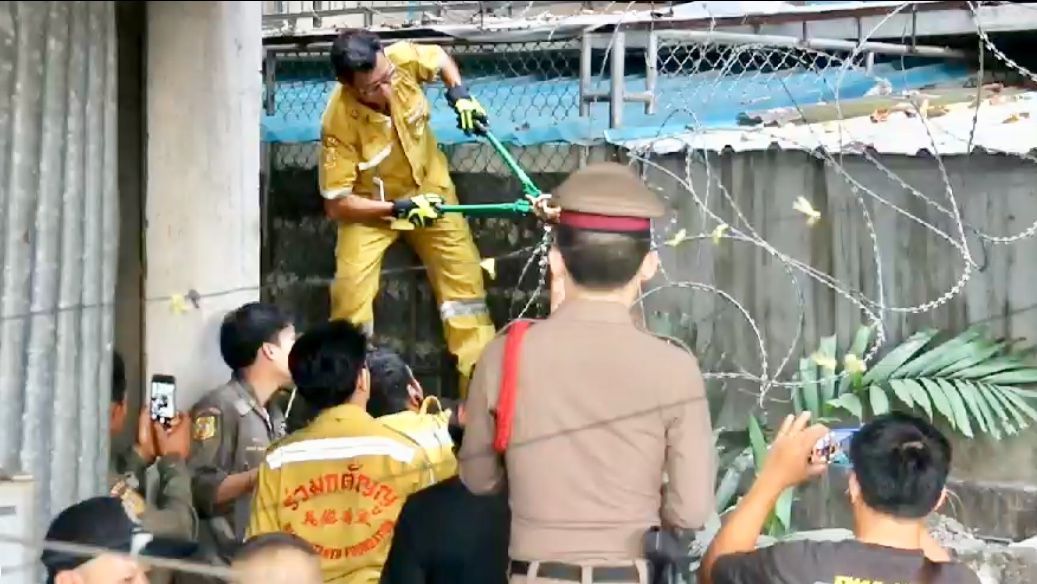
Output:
[792,326,1037,439]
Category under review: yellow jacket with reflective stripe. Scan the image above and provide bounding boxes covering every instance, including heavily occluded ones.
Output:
[247,404,436,584]
[377,397,458,483]
[319,41,456,204]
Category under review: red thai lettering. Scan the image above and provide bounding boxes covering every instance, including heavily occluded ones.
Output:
[371,505,383,516]
[341,471,356,491]
[320,509,338,526]
[308,476,325,497]
[341,509,353,525]
[324,473,339,493]
[327,548,342,560]
[372,484,398,507]
[356,509,371,526]
[303,511,319,527]
[292,485,309,504]
[282,489,299,511]
[356,474,374,497]
[281,523,294,534]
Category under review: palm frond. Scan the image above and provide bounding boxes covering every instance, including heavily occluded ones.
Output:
[860,329,1037,440]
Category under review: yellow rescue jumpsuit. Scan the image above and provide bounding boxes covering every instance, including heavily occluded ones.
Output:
[247,404,437,583]
[319,41,495,395]
[377,396,458,482]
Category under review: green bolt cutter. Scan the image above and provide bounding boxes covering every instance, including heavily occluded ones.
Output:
[438,121,550,218]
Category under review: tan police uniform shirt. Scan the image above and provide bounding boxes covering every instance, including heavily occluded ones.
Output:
[188,378,287,561]
[459,299,715,562]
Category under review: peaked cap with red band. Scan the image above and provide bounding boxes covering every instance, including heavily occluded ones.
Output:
[554,162,665,232]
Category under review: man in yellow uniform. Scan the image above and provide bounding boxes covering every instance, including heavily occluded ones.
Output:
[248,320,437,583]
[367,347,458,482]
[320,29,495,396]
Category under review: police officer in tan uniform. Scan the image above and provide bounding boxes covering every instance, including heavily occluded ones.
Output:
[188,302,296,569]
[459,163,716,584]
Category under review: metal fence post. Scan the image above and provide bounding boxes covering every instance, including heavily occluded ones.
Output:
[645,30,658,115]
[610,30,626,129]
[580,32,592,117]
[264,49,277,116]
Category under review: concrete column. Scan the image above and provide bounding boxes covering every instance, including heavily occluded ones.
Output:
[145,2,263,409]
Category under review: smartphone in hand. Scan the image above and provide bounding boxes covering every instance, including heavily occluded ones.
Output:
[811,428,859,467]
[149,374,176,428]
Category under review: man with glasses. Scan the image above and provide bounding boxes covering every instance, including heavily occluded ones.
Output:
[319,29,494,397]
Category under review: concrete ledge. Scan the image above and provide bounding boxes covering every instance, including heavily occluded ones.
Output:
[794,467,1037,542]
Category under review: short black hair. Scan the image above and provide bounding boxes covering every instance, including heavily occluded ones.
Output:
[236,532,316,562]
[330,29,382,82]
[220,302,293,373]
[555,224,652,290]
[289,320,368,411]
[111,351,126,405]
[849,412,951,519]
[367,348,414,417]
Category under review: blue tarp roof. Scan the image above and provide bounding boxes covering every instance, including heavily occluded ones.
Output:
[262,61,971,147]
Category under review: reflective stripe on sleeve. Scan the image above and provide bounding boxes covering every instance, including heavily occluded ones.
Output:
[358,145,392,171]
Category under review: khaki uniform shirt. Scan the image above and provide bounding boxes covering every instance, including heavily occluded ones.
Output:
[247,404,437,584]
[459,299,715,562]
[109,446,198,541]
[188,378,286,561]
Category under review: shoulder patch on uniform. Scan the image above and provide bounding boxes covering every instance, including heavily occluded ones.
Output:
[193,415,217,441]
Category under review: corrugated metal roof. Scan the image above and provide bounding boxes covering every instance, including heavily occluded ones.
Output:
[619,89,1037,156]
[262,61,972,150]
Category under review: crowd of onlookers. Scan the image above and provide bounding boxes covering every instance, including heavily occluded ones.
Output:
[39,163,980,584]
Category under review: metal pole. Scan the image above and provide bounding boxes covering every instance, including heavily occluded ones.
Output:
[263,50,277,116]
[580,32,592,117]
[645,31,658,115]
[610,30,626,129]
[653,30,967,59]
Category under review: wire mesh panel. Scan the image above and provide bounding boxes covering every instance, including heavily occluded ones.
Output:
[262,38,583,396]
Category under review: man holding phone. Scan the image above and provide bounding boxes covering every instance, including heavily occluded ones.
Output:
[189,302,297,571]
[108,352,197,543]
[699,412,980,584]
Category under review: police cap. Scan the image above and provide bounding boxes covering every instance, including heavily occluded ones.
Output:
[553,162,664,233]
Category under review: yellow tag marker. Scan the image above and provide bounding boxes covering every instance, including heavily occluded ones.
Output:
[793,196,821,226]
[169,294,189,314]
[479,258,496,280]
[711,223,729,245]
[664,228,688,247]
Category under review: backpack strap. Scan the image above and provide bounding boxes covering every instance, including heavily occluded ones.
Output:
[493,320,534,454]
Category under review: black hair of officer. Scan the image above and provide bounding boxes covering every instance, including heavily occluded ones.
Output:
[219,302,294,375]
[330,29,382,83]
[555,226,652,290]
[288,320,368,411]
[849,411,951,518]
[366,348,414,418]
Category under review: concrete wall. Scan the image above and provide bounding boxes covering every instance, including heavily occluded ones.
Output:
[145,1,263,410]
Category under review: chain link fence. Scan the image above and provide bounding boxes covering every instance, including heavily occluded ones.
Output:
[262,38,588,397]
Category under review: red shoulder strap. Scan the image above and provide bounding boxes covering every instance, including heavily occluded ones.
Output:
[493,320,533,454]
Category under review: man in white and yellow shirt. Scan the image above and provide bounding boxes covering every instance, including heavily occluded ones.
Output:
[367,348,458,482]
[319,29,495,397]
[248,321,436,583]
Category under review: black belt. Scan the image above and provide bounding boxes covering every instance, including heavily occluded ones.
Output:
[510,560,639,582]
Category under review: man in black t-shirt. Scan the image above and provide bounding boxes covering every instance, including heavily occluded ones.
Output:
[699,411,980,584]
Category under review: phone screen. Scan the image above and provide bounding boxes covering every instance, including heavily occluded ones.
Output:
[150,377,176,423]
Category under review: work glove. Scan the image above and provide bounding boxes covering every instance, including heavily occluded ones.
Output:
[446,85,487,135]
[391,194,444,228]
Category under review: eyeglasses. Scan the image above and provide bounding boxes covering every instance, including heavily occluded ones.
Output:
[357,63,396,98]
